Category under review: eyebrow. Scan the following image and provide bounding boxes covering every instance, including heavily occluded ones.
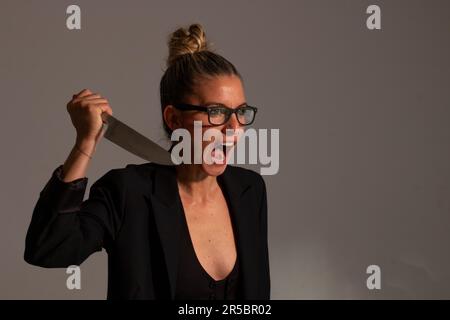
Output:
[203,102,248,108]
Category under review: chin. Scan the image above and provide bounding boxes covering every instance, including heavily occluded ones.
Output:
[201,162,227,176]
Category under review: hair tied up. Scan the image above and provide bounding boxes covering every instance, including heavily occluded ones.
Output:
[167,23,210,67]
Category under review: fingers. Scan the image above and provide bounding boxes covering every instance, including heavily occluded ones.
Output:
[72,93,102,103]
[68,89,112,114]
[78,98,109,105]
[70,90,112,110]
[75,88,93,98]
[67,89,114,142]
[99,104,113,116]
[69,88,113,115]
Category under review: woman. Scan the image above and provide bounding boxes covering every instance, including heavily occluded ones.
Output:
[24,23,270,300]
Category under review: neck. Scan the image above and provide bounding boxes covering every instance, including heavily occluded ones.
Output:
[175,164,219,202]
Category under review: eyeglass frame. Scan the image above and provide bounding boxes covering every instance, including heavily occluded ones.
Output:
[172,103,258,126]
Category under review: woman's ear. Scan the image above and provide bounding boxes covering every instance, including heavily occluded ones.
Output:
[163,105,182,132]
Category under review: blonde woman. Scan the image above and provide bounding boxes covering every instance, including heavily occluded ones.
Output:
[25,23,270,300]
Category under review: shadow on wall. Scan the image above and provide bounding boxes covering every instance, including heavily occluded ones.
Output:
[272,241,450,299]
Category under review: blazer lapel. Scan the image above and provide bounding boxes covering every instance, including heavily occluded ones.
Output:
[145,164,182,300]
[218,167,259,299]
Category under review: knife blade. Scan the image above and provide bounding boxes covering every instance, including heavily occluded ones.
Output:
[100,112,173,165]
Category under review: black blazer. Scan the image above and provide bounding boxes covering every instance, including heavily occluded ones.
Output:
[24,162,270,300]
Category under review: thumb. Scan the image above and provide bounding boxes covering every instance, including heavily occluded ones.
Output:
[100,104,113,116]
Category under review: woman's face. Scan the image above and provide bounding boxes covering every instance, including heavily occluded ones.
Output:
[165,74,246,176]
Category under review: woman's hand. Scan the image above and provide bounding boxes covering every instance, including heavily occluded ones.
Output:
[60,89,113,182]
[67,88,113,144]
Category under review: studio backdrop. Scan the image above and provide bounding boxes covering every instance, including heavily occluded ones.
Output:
[1,0,450,299]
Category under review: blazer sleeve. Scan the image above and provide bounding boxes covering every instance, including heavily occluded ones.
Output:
[24,165,126,268]
[258,175,271,299]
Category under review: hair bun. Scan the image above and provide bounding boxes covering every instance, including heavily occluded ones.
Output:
[167,23,210,66]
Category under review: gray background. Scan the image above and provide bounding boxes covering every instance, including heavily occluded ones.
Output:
[1,0,449,299]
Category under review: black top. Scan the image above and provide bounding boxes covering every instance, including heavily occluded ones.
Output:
[175,202,241,300]
[24,163,270,299]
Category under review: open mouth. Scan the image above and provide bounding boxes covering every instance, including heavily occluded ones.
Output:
[210,141,235,164]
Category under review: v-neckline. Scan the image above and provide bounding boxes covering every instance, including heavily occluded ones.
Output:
[177,177,239,283]
[179,206,238,283]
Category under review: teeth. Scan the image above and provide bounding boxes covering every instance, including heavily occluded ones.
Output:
[223,141,234,147]
[208,141,232,165]
[212,141,234,149]
[212,148,225,164]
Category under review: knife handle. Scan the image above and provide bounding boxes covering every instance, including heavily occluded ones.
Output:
[101,112,110,124]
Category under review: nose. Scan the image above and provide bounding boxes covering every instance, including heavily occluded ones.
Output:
[222,112,240,132]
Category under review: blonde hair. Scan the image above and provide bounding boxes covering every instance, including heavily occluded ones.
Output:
[159,23,242,136]
[167,23,210,67]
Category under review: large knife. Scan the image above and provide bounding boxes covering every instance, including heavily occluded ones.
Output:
[100,112,174,165]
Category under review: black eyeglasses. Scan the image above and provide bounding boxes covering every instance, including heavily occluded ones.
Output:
[172,103,258,126]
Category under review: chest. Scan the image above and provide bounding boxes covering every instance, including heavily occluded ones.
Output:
[179,191,237,280]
